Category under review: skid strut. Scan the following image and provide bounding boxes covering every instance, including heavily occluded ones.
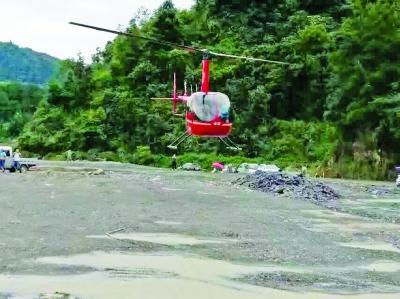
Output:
[167,130,190,150]
[219,137,242,151]
[168,133,241,151]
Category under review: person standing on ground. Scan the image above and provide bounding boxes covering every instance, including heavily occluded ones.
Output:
[66,149,72,162]
[13,149,22,173]
[171,154,177,170]
[0,150,6,172]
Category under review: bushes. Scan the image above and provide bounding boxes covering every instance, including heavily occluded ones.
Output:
[265,120,340,168]
[131,146,156,165]
[33,143,395,181]
[17,118,395,180]
[96,151,118,162]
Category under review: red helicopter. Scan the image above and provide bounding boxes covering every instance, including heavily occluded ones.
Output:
[69,22,288,150]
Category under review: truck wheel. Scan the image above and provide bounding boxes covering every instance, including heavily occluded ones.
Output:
[9,167,16,173]
[20,165,28,173]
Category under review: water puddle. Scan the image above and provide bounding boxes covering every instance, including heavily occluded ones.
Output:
[364,198,400,204]
[302,209,363,220]
[1,251,400,299]
[0,252,399,299]
[302,209,400,234]
[154,221,182,226]
[310,222,396,234]
[338,241,400,253]
[150,175,161,181]
[197,191,214,195]
[362,261,400,272]
[0,251,310,299]
[161,187,184,191]
[39,292,78,299]
[87,233,229,246]
[35,252,273,279]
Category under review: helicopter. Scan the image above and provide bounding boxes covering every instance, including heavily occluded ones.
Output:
[69,22,288,150]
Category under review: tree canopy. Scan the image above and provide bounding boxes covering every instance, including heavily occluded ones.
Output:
[7,0,400,179]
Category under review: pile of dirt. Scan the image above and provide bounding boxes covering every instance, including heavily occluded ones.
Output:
[234,171,339,207]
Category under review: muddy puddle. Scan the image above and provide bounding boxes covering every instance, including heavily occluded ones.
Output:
[338,241,400,253]
[307,221,399,234]
[0,251,306,299]
[161,187,185,191]
[2,251,400,299]
[362,261,400,272]
[154,220,182,226]
[368,198,400,203]
[87,232,231,246]
[301,209,400,234]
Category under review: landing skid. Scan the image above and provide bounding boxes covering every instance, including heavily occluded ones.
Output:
[167,130,190,150]
[167,132,242,151]
[219,137,242,151]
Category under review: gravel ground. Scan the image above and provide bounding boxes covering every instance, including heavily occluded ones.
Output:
[0,161,400,298]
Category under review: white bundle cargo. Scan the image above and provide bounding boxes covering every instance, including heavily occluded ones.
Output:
[188,92,230,122]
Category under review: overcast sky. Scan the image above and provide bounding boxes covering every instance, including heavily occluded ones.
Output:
[0,0,194,61]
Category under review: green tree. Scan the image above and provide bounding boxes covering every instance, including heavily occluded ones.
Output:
[326,0,400,145]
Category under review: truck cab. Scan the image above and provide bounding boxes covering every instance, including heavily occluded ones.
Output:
[0,145,37,172]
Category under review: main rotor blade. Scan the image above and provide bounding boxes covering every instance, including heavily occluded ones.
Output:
[208,51,289,65]
[69,22,199,53]
[69,22,288,64]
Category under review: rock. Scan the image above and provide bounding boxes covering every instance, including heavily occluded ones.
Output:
[89,168,105,175]
[233,171,339,206]
[367,186,392,196]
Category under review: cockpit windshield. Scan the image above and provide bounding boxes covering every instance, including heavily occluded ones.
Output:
[188,92,230,122]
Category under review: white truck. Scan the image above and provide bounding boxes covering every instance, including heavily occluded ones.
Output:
[0,146,37,172]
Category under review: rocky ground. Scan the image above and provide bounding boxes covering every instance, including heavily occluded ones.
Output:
[0,161,399,299]
[234,171,339,208]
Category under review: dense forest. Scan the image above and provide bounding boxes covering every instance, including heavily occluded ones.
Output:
[0,42,59,84]
[0,82,46,141]
[6,0,400,179]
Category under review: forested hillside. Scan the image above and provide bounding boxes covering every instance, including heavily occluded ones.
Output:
[0,42,58,84]
[16,0,400,179]
[0,82,46,141]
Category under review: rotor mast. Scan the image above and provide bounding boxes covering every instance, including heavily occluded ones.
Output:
[201,52,211,93]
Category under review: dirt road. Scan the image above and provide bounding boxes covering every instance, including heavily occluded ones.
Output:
[0,161,400,298]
